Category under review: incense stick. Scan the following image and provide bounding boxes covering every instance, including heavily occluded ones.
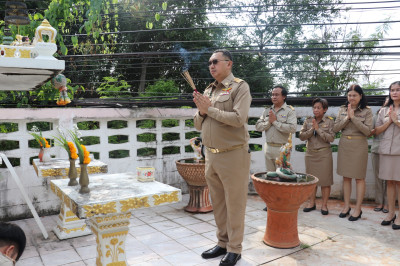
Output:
[181,70,198,92]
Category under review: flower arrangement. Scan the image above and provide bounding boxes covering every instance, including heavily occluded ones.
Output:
[69,126,91,165]
[54,127,78,160]
[29,126,50,148]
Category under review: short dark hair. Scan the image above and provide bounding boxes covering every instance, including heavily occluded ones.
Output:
[213,49,233,61]
[345,84,367,109]
[385,81,400,107]
[0,222,26,261]
[312,98,329,110]
[273,85,288,102]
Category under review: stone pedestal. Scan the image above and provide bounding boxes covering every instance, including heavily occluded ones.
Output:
[33,158,107,239]
[251,172,318,248]
[50,172,181,265]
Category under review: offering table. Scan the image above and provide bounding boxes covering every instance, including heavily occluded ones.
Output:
[50,172,182,266]
[33,158,108,239]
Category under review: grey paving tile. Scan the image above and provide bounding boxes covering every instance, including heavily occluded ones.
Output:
[176,234,214,249]
[148,220,181,231]
[135,231,172,246]
[75,245,97,260]
[185,222,216,234]
[41,249,81,266]
[150,239,189,256]
[16,256,44,266]
[163,250,207,266]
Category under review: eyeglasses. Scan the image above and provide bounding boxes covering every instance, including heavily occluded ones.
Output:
[208,59,230,66]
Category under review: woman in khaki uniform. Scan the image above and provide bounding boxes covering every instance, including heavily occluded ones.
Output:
[334,84,373,221]
[374,81,400,229]
[300,98,335,215]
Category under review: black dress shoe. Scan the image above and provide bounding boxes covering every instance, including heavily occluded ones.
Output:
[201,245,227,259]
[263,206,268,211]
[392,223,400,230]
[321,209,329,215]
[374,207,383,212]
[383,208,389,213]
[348,211,362,221]
[339,208,351,218]
[220,252,241,266]
[303,205,316,212]
[381,215,396,226]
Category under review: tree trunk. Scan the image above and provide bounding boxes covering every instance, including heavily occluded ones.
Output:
[139,58,150,93]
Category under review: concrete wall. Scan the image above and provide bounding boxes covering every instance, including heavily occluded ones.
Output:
[0,106,379,220]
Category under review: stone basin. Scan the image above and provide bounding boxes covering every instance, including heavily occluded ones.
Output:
[251,172,318,248]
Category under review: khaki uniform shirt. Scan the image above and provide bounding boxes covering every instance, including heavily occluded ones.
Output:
[299,116,335,150]
[333,105,373,136]
[371,114,382,153]
[376,106,400,155]
[194,73,251,149]
[255,103,297,144]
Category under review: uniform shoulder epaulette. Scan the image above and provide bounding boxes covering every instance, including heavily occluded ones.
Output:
[288,105,294,110]
[233,77,244,83]
[327,116,333,120]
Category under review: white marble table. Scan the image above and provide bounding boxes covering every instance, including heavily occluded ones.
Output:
[50,172,182,266]
[33,158,108,239]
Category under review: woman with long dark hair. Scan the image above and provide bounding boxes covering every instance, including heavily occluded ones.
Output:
[334,84,373,221]
[374,81,400,229]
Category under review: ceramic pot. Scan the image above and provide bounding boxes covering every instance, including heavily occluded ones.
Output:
[251,172,318,248]
[68,159,78,186]
[79,164,90,194]
[175,158,212,213]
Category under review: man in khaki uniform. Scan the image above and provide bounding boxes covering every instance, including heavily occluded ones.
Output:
[0,222,26,266]
[193,49,251,266]
[255,86,297,172]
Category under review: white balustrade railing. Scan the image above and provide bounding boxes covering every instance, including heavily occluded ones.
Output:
[0,106,379,220]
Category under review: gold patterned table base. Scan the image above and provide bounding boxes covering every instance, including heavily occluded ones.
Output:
[88,212,131,266]
[53,203,92,240]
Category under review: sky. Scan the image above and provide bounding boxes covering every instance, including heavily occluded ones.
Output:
[207,0,400,89]
[342,0,400,87]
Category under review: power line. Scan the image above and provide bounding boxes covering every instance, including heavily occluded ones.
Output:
[60,20,400,38]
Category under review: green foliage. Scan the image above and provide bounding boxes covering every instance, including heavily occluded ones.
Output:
[249,131,262,138]
[0,123,18,133]
[185,119,194,128]
[80,136,100,145]
[107,120,128,129]
[77,121,99,130]
[185,131,200,139]
[108,135,129,144]
[136,120,155,129]
[0,141,19,151]
[137,133,156,142]
[162,133,180,141]
[141,80,180,97]
[247,118,258,126]
[109,149,129,158]
[249,144,262,152]
[162,119,179,128]
[137,147,156,157]
[162,146,180,155]
[97,76,131,98]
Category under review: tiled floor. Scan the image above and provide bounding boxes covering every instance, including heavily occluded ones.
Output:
[12,194,400,265]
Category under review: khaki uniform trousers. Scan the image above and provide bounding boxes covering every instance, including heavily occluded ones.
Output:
[264,144,282,172]
[205,146,251,254]
[372,152,386,205]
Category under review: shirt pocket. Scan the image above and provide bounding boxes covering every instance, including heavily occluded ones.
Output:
[214,93,232,111]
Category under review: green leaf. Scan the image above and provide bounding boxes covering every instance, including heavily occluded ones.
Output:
[60,44,68,55]
[71,36,78,46]
[34,14,39,20]
[155,13,160,21]
[162,2,167,10]
[146,21,149,29]
[148,22,153,29]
